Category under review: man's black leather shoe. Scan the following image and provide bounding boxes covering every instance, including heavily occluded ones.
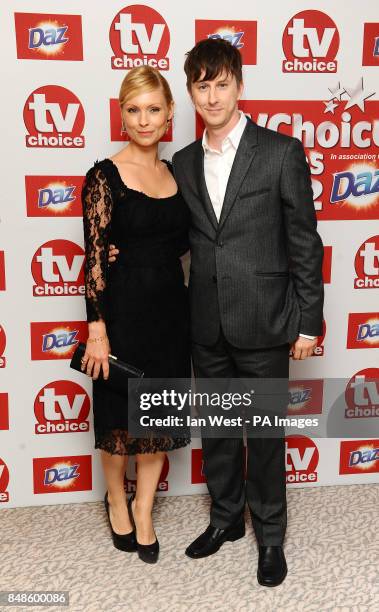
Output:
[257,545,287,586]
[185,520,245,559]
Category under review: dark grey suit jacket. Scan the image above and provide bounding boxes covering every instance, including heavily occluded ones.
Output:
[172,117,324,349]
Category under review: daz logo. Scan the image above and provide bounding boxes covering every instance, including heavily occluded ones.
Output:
[34,381,90,435]
[285,435,319,484]
[288,379,324,416]
[340,439,379,474]
[195,20,257,65]
[110,5,170,70]
[33,455,92,493]
[25,176,83,217]
[0,458,10,503]
[354,236,379,289]
[31,239,85,297]
[282,10,339,73]
[362,23,379,66]
[331,165,379,210]
[345,368,379,419]
[30,321,88,360]
[14,12,83,61]
[347,313,379,349]
[24,85,85,148]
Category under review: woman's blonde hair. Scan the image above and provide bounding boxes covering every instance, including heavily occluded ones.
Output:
[119,66,174,108]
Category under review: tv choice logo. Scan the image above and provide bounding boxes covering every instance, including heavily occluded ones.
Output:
[30,321,88,361]
[110,5,170,70]
[203,97,379,153]
[0,394,9,431]
[33,455,92,493]
[31,239,85,297]
[109,98,172,142]
[236,97,379,221]
[25,176,84,217]
[14,12,83,61]
[362,23,379,66]
[0,325,6,368]
[345,369,379,419]
[0,251,5,290]
[195,20,257,65]
[34,381,90,435]
[125,454,169,492]
[347,313,379,349]
[288,379,323,416]
[285,435,319,484]
[0,458,10,503]
[24,85,85,148]
[282,10,339,73]
[340,439,379,475]
[354,236,379,289]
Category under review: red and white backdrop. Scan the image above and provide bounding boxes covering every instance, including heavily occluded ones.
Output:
[1,0,378,508]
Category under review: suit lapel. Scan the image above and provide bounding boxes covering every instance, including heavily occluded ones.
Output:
[217,119,259,233]
[194,141,218,230]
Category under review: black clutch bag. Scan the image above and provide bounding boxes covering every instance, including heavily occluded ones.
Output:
[70,342,144,395]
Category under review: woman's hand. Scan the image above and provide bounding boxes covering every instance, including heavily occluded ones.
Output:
[108,243,119,263]
[81,321,111,380]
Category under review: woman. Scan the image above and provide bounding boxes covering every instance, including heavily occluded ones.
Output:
[80,66,191,564]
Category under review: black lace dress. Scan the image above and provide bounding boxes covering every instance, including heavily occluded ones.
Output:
[81,158,191,455]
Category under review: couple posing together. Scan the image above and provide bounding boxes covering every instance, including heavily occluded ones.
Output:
[80,38,324,585]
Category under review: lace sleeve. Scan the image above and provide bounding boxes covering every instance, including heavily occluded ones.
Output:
[81,165,113,322]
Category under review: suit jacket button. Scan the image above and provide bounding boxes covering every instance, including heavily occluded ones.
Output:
[217,241,224,248]
[212,275,217,283]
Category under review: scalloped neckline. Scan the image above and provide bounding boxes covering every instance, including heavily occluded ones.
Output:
[105,158,179,200]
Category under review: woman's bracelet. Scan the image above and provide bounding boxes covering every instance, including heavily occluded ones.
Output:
[88,335,106,343]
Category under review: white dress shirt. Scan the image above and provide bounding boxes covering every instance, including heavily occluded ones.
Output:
[202,111,315,341]
[202,110,247,222]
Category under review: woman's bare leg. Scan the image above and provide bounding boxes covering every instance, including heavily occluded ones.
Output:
[132,451,166,544]
[101,448,133,534]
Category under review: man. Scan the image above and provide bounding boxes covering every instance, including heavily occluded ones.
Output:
[109,38,324,587]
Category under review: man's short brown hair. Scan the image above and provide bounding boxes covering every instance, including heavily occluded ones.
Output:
[184,38,243,90]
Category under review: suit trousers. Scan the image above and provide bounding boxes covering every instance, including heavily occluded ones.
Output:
[191,326,289,545]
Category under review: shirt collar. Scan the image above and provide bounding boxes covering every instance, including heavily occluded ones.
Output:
[202,111,247,154]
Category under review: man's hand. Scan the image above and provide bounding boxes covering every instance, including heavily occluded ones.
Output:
[290,336,317,360]
[108,243,119,263]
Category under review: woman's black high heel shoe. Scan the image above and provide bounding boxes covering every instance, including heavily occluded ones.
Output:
[104,491,137,552]
[127,492,159,563]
